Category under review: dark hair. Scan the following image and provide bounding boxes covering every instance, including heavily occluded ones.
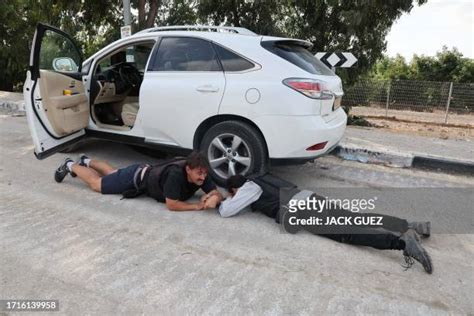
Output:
[226,175,247,193]
[185,151,210,170]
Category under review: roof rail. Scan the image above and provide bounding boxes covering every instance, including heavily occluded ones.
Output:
[135,25,258,36]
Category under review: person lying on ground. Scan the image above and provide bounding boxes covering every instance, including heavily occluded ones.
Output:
[219,174,433,274]
[54,151,222,211]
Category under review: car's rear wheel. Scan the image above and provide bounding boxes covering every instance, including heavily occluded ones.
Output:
[200,121,267,186]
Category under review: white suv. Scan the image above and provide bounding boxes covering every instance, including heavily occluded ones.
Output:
[24,24,347,184]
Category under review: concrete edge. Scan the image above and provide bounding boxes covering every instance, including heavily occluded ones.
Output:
[331,145,413,168]
[331,145,474,176]
[412,156,474,176]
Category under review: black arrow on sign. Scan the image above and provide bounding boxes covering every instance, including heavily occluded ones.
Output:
[319,52,333,68]
[334,52,348,67]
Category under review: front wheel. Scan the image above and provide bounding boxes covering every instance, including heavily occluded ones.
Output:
[199,121,267,186]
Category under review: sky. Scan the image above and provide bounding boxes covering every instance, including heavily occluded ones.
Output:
[385,0,473,61]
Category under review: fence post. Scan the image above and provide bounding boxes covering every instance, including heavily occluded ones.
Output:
[444,82,453,124]
[385,81,391,118]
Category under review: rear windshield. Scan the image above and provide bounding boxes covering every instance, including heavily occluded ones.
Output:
[262,41,334,76]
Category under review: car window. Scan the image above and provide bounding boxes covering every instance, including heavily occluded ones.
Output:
[262,41,334,76]
[39,30,81,72]
[96,42,154,74]
[150,37,221,72]
[133,44,154,71]
[213,44,255,72]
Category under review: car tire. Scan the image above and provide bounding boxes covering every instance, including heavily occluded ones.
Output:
[199,121,267,186]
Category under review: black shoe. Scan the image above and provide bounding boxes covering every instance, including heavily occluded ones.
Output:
[401,229,433,274]
[71,154,90,178]
[54,158,74,183]
[280,208,301,234]
[77,154,90,167]
[408,221,431,238]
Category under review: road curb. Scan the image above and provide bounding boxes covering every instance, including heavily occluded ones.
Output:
[332,145,474,175]
[331,145,413,168]
[412,156,474,176]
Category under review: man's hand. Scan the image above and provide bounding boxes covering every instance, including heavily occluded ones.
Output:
[166,190,222,211]
[195,201,206,210]
[200,194,210,203]
[203,195,220,209]
[202,190,223,209]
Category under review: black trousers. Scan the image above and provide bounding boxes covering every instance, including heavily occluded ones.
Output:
[284,193,408,250]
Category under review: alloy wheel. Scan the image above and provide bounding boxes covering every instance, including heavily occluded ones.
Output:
[207,133,252,179]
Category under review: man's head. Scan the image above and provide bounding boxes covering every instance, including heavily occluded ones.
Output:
[185,151,210,186]
[226,175,247,196]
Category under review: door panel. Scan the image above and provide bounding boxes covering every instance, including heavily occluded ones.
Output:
[38,70,88,135]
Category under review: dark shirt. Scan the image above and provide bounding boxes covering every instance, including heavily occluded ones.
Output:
[156,165,216,202]
[250,174,298,222]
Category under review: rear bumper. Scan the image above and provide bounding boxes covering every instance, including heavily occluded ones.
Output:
[255,107,347,159]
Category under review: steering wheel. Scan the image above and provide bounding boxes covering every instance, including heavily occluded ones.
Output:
[118,63,142,88]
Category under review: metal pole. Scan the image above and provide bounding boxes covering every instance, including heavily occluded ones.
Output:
[444,82,453,124]
[123,0,131,25]
[385,81,391,118]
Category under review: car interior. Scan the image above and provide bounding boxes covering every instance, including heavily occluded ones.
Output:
[89,41,155,130]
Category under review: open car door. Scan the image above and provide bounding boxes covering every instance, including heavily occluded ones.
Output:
[23,23,89,159]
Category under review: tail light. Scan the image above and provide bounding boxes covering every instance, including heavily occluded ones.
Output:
[283,78,333,100]
[306,141,328,151]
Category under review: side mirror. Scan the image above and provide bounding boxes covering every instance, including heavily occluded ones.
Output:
[52,57,78,72]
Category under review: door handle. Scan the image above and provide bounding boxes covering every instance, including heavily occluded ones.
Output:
[196,85,219,93]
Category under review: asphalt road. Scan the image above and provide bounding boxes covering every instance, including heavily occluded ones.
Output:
[1,115,473,315]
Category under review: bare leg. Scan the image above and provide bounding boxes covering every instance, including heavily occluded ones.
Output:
[89,159,117,176]
[71,164,102,193]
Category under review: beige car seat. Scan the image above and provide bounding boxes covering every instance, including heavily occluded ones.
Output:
[121,102,139,126]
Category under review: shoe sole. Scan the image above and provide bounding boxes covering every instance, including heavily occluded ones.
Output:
[417,249,433,274]
[54,170,67,183]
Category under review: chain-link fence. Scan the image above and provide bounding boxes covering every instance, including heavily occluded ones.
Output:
[342,79,474,125]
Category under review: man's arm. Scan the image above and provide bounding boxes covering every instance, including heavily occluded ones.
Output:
[219,181,263,218]
[165,198,205,211]
[162,171,206,211]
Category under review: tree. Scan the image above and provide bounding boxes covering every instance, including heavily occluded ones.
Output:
[135,0,161,29]
[1,0,431,91]
[197,0,428,84]
[411,47,474,83]
[370,55,411,81]
[159,0,198,26]
[0,0,123,91]
[197,0,284,36]
[367,47,474,83]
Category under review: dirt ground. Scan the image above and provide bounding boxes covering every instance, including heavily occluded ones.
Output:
[350,107,473,140]
[364,118,473,140]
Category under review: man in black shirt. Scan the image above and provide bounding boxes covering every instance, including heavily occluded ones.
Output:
[151,152,223,211]
[54,151,222,211]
